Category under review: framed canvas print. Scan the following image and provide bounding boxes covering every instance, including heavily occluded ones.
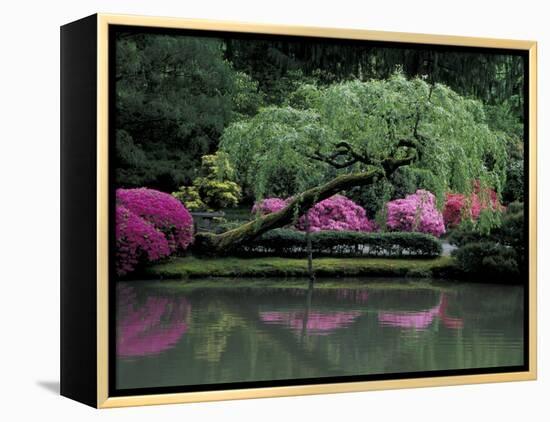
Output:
[60,13,537,408]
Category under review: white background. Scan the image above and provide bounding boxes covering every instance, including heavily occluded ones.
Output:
[0,0,547,420]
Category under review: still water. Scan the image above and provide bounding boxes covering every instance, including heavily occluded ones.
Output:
[116,279,524,390]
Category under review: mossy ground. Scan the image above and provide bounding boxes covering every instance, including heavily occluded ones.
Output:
[142,255,457,281]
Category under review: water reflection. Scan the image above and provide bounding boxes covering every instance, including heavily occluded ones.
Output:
[260,310,363,335]
[116,285,191,357]
[260,287,365,336]
[378,294,464,330]
[116,280,524,390]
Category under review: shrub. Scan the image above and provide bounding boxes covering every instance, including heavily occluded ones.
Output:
[251,195,376,232]
[450,202,525,281]
[296,195,377,232]
[172,186,206,211]
[115,205,171,276]
[231,229,442,258]
[251,197,289,215]
[452,242,519,281]
[173,152,242,211]
[386,190,445,237]
[443,183,503,228]
[117,188,194,253]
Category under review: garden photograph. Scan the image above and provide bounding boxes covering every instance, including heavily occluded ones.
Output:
[112,28,527,392]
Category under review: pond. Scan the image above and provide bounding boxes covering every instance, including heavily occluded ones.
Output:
[115,278,524,390]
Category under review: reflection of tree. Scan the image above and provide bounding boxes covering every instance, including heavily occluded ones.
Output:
[116,284,191,357]
[190,302,244,363]
[378,293,463,330]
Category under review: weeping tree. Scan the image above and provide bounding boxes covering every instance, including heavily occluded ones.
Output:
[194,73,507,254]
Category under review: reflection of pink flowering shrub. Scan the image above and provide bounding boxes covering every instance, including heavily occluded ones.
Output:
[386,190,445,237]
[117,188,193,252]
[378,294,463,330]
[252,195,376,232]
[443,183,503,228]
[251,197,289,215]
[117,285,191,357]
[115,205,170,276]
[260,310,362,335]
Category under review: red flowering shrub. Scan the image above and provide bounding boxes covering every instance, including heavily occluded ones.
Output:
[117,188,194,252]
[443,183,503,228]
[385,190,445,237]
[115,205,170,276]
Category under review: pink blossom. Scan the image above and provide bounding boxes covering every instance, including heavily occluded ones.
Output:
[117,188,194,253]
[443,183,503,228]
[251,197,290,215]
[385,190,445,237]
[297,195,377,232]
[115,205,170,276]
[253,195,377,232]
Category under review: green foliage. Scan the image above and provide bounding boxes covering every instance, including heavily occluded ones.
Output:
[115,32,261,191]
[503,159,524,203]
[114,31,523,199]
[220,106,330,198]
[452,242,519,281]
[146,255,455,280]
[450,202,525,280]
[172,186,205,211]
[229,229,442,258]
[173,152,242,211]
[220,73,508,211]
[226,39,524,122]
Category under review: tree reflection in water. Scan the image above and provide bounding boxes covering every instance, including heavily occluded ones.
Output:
[378,293,463,330]
[117,284,192,357]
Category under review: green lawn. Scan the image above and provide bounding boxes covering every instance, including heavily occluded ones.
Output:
[144,255,458,280]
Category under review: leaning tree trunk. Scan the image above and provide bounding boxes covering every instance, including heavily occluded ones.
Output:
[193,169,383,255]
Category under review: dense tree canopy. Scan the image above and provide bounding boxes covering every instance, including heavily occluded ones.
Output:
[115,32,261,191]
[220,73,507,208]
[225,38,525,121]
[115,33,524,198]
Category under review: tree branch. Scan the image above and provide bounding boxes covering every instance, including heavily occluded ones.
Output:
[194,169,384,253]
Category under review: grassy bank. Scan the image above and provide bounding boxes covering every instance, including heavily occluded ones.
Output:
[143,255,458,280]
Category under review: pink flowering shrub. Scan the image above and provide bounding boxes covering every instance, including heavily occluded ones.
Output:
[443,183,503,228]
[385,190,445,237]
[251,197,289,215]
[117,188,193,252]
[115,205,171,276]
[252,195,376,232]
[296,195,377,232]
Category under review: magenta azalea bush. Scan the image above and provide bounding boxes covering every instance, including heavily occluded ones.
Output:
[252,194,376,232]
[115,205,171,276]
[296,195,377,232]
[117,188,194,252]
[385,190,445,237]
[115,188,194,276]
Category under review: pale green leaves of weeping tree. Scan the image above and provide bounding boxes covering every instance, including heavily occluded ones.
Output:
[220,73,507,208]
[195,73,509,253]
